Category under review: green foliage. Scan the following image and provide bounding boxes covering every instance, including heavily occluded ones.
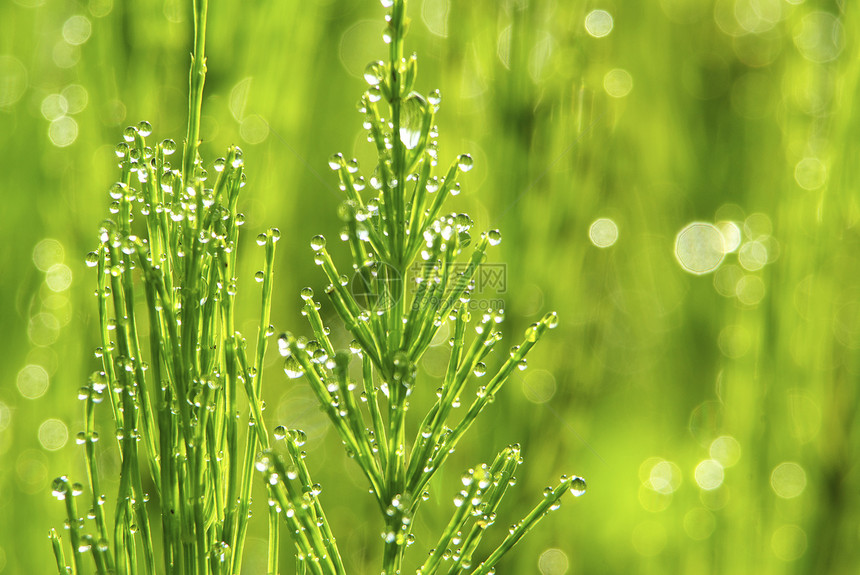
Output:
[48,1,284,573]
[267,1,584,573]
[4,1,860,574]
[45,0,583,573]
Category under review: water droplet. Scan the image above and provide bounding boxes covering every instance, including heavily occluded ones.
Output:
[289,429,307,447]
[569,476,587,496]
[364,61,384,86]
[310,235,326,251]
[273,425,287,440]
[487,229,502,246]
[231,148,244,168]
[52,476,69,500]
[457,154,474,172]
[137,121,152,137]
[428,89,441,107]
[254,271,265,283]
[329,153,344,171]
[256,233,267,246]
[161,139,176,155]
[284,356,304,379]
[123,126,137,142]
[400,94,427,150]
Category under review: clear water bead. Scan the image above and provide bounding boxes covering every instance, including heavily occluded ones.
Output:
[231,148,244,168]
[310,235,326,251]
[569,476,587,497]
[487,230,502,246]
[428,89,441,107]
[329,153,344,171]
[364,61,384,86]
[289,429,307,446]
[284,356,304,379]
[122,126,137,142]
[457,154,474,172]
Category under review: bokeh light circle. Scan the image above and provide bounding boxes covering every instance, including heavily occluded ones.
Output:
[538,548,569,575]
[589,218,618,248]
[38,419,69,451]
[694,459,725,490]
[770,462,807,499]
[585,10,613,38]
[772,525,808,561]
[17,364,49,399]
[675,222,724,274]
[604,69,633,98]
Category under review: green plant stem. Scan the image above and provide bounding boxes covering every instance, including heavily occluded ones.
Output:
[470,476,579,575]
[182,0,208,186]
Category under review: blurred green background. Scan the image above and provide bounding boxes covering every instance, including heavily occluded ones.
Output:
[2,0,859,573]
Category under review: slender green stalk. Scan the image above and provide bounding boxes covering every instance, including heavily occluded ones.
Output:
[182,0,208,187]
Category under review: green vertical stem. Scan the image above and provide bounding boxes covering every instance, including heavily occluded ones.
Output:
[267,505,280,575]
[183,0,209,186]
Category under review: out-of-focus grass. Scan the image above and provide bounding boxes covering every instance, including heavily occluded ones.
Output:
[1,0,858,573]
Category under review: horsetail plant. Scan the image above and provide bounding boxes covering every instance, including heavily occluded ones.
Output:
[51,0,284,573]
[268,0,587,573]
[51,0,586,573]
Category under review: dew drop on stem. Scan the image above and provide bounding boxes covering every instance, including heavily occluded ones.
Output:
[310,235,326,251]
[400,94,426,150]
[123,126,137,142]
[569,476,587,497]
[364,61,384,86]
[457,154,473,172]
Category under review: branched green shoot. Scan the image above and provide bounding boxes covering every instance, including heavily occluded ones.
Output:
[268,1,587,573]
